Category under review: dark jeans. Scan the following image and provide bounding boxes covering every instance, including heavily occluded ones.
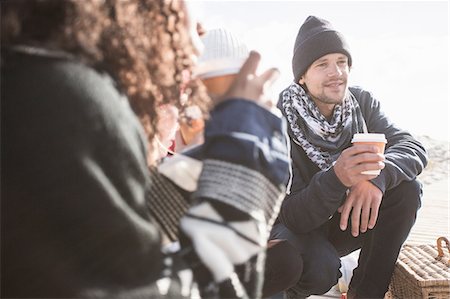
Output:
[263,179,422,299]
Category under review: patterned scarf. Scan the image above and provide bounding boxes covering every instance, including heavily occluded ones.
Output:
[280,83,367,170]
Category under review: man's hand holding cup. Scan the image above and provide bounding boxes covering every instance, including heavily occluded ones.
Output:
[334,133,386,187]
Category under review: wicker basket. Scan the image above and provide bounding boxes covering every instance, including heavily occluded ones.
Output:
[389,237,450,299]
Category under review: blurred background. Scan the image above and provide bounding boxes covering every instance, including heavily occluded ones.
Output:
[188,0,449,141]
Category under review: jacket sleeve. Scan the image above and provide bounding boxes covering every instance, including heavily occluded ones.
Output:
[193,99,290,226]
[354,88,429,193]
[279,145,348,234]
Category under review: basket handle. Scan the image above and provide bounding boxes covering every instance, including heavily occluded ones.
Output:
[436,236,450,266]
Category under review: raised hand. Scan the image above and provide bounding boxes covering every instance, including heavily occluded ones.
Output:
[220,51,279,108]
[177,50,287,298]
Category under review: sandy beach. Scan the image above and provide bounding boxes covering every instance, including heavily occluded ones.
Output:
[407,135,449,244]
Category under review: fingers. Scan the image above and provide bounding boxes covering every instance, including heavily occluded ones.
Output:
[258,67,280,87]
[340,187,365,236]
[347,144,381,155]
[219,50,279,110]
[340,181,382,237]
[335,148,384,187]
[259,68,280,108]
[236,51,261,81]
[341,193,363,237]
[360,203,371,233]
[342,147,384,167]
[350,202,362,237]
[368,201,381,229]
[339,201,352,231]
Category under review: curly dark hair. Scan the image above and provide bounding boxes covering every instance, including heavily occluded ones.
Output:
[1,0,209,154]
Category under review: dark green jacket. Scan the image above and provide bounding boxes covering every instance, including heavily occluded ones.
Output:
[1,48,164,297]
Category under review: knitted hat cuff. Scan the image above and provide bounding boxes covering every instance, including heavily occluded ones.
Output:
[194,57,246,79]
[293,30,352,82]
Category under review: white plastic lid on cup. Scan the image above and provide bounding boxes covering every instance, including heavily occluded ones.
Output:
[351,133,387,144]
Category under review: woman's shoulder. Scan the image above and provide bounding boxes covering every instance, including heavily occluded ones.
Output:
[3,45,145,146]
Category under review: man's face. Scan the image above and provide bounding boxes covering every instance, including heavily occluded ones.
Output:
[299,53,350,106]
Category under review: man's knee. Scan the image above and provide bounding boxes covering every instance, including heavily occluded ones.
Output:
[386,179,422,213]
[296,245,341,296]
[266,224,342,296]
[404,179,423,207]
[263,240,302,297]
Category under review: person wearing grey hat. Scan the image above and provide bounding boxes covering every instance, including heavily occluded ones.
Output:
[292,16,352,84]
[262,16,428,299]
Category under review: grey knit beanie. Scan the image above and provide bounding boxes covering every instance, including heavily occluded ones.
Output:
[292,16,352,83]
[194,28,249,79]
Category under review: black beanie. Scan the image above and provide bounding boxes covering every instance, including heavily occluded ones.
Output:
[292,16,352,83]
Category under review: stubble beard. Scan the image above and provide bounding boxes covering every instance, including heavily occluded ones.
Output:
[315,82,348,105]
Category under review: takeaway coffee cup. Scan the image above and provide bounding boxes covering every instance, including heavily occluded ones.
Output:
[351,133,387,175]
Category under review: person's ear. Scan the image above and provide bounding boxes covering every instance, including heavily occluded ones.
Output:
[298,76,305,85]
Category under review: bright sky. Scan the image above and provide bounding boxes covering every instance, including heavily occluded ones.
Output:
[187,0,449,141]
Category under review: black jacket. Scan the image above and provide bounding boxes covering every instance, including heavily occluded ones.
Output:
[278,86,428,234]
